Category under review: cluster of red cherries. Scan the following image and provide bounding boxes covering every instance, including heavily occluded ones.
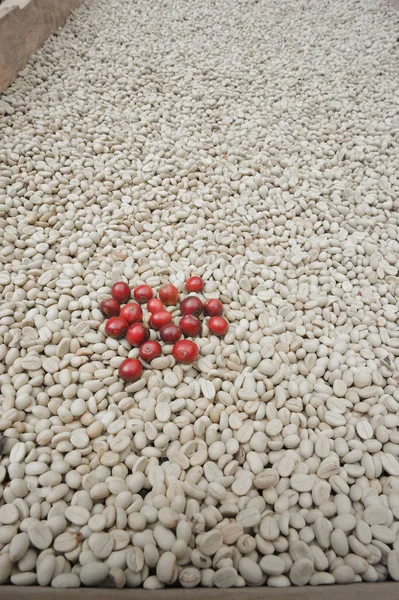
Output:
[100,277,229,383]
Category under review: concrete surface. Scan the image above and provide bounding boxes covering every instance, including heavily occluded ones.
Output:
[1,582,399,599]
[0,0,83,93]
[0,0,32,21]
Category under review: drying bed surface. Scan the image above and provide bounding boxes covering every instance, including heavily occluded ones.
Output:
[0,0,399,590]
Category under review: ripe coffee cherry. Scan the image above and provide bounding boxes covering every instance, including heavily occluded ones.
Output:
[172,340,199,363]
[147,298,164,313]
[181,296,203,316]
[134,285,153,304]
[160,324,182,343]
[118,358,143,382]
[119,303,143,324]
[139,340,162,361]
[150,310,172,330]
[111,282,131,304]
[186,276,203,292]
[105,317,129,339]
[126,323,150,347]
[159,284,179,306]
[208,316,228,336]
[180,315,202,337]
[100,298,120,318]
[203,298,223,317]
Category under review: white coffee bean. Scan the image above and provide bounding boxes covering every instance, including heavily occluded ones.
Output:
[0,505,19,525]
[259,555,285,576]
[0,0,398,590]
[156,552,178,584]
[28,522,53,550]
[332,565,356,584]
[54,532,80,553]
[37,555,57,586]
[289,558,313,585]
[52,573,81,588]
[238,558,264,585]
[290,474,313,493]
[214,566,238,588]
[260,517,280,541]
[9,532,30,562]
[80,563,109,586]
[65,506,90,526]
[196,530,223,556]
[0,554,12,584]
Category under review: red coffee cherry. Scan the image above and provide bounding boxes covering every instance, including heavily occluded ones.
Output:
[160,324,182,343]
[139,340,162,361]
[119,303,143,324]
[186,276,203,293]
[133,285,153,304]
[126,323,150,347]
[159,284,179,306]
[203,299,223,317]
[118,358,143,382]
[105,317,129,339]
[208,316,228,336]
[111,282,131,304]
[172,340,199,363]
[147,298,165,314]
[181,296,203,317]
[180,315,202,337]
[100,298,120,318]
[150,310,173,330]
